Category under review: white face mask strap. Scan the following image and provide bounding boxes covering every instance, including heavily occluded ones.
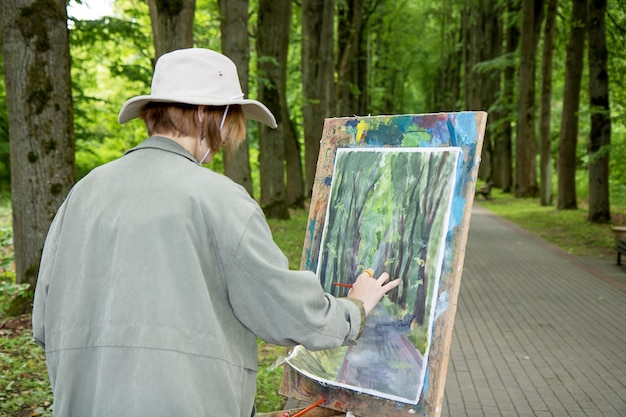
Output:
[198,105,230,165]
[219,104,230,130]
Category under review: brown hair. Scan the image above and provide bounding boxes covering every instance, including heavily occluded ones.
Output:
[139,103,247,153]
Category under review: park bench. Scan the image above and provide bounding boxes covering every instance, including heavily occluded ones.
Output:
[476,182,494,200]
[617,239,626,265]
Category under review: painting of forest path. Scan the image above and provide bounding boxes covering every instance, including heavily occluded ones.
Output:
[286,147,460,404]
[281,112,486,416]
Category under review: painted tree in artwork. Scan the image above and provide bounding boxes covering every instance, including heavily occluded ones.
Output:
[318,150,458,327]
[0,0,76,293]
[317,151,384,289]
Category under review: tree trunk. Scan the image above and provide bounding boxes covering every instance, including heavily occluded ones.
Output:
[219,0,253,196]
[493,0,519,193]
[284,110,305,208]
[557,0,587,210]
[480,0,502,182]
[1,0,76,289]
[539,0,559,206]
[587,0,611,222]
[302,0,335,197]
[336,0,365,116]
[461,0,502,182]
[148,0,196,59]
[257,0,291,219]
[515,0,542,197]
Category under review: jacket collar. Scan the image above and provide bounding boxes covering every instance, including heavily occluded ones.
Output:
[125,136,198,164]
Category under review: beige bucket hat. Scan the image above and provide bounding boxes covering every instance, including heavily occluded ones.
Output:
[118,48,277,128]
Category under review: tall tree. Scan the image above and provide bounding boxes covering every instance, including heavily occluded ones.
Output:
[301,0,335,197]
[256,0,294,218]
[539,0,559,205]
[336,0,366,116]
[433,3,462,112]
[557,0,587,210]
[492,0,519,193]
[1,0,76,291]
[587,0,611,222]
[148,0,196,59]
[462,0,503,182]
[515,0,543,197]
[219,0,254,196]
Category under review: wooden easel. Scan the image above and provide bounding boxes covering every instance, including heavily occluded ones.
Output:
[275,113,487,417]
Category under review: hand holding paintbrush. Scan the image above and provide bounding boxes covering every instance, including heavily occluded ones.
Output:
[342,269,400,315]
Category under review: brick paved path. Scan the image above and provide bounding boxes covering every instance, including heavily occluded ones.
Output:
[442,206,626,417]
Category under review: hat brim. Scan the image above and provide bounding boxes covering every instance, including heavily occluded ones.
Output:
[118,95,278,129]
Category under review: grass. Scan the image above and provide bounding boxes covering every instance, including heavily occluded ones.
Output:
[1,192,624,415]
[477,188,626,259]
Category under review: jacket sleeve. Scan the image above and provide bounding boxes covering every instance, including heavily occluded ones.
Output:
[225,207,364,350]
[32,199,68,349]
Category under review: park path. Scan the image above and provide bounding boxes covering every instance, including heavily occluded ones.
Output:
[442,206,626,417]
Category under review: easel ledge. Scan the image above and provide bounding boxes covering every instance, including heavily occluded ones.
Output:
[278,365,426,417]
[257,407,344,417]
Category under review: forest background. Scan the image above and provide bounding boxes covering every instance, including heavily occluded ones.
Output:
[0,0,625,296]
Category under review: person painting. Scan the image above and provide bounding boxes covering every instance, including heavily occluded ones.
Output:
[32,48,400,417]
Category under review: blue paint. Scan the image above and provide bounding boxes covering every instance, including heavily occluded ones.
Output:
[434,291,449,321]
[447,119,457,147]
[364,122,405,146]
[305,217,317,270]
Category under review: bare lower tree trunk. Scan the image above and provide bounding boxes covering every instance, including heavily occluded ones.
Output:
[515,0,543,197]
[587,0,611,222]
[302,0,335,198]
[219,0,253,196]
[1,0,76,291]
[493,0,519,193]
[539,0,559,206]
[557,0,587,210]
[257,0,291,219]
[148,0,195,59]
[336,0,365,116]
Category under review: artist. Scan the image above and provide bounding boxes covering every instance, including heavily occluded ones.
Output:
[32,48,400,417]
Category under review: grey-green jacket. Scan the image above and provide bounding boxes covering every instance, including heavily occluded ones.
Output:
[32,136,364,417]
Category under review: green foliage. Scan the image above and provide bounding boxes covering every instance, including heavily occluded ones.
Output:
[255,340,288,412]
[193,0,222,50]
[0,329,52,417]
[481,187,626,258]
[69,3,154,177]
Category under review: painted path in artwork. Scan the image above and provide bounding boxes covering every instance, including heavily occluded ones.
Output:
[337,305,424,403]
[443,205,626,417]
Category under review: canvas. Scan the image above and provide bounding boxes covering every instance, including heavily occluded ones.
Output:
[286,147,460,404]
